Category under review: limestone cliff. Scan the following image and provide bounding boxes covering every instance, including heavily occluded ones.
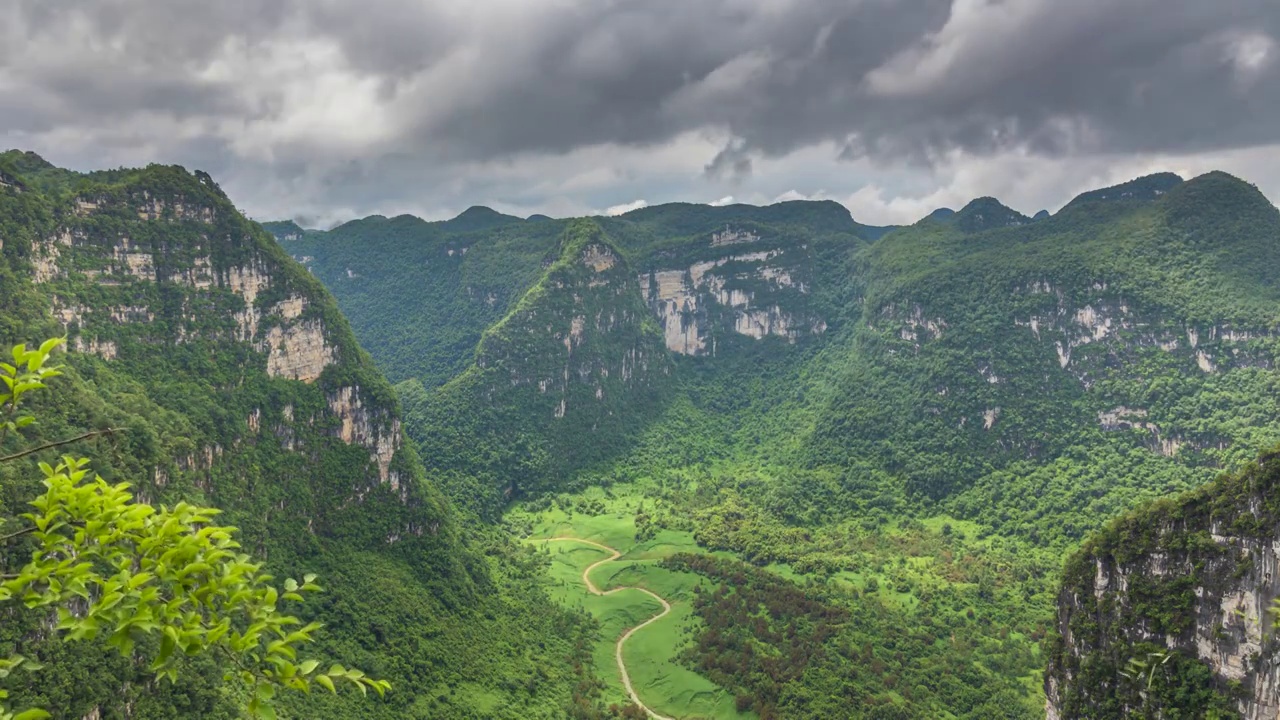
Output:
[638,225,828,356]
[405,219,671,512]
[864,279,1276,460]
[10,161,444,548]
[1046,450,1280,719]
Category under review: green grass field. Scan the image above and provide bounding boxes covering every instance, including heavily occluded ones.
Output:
[515,482,1052,719]
[521,487,755,720]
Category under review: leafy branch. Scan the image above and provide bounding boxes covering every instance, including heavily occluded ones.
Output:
[0,339,390,718]
[0,338,64,448]
[0,428,120,464]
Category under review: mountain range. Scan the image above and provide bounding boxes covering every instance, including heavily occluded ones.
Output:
[2,148,1279,718]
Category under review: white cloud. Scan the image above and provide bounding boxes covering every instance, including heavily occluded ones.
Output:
[772,189,813,203]
[1222,30,1277,89]
[768,188,829,204]
[709,195,735,206]
[604,199,648,216]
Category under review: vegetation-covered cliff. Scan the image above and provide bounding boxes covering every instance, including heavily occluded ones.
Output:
[1046,448,1280,719]
[275,168,1280,717]
[401,219,673,515]
[0,151,612,719]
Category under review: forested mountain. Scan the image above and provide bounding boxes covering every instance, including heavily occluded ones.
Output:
[400,220,672,516]
[280,170,1280,540]
[3,151,1274,719]
[271,169,1280,718]
[0,152,610,719]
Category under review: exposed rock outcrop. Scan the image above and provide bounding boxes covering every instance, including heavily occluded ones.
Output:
[35,191,340,381]
[1047,452,1280,719]
[1009,280,1275,378]
[640,245,825,356]
[328,386,403,492]
[262,320,335,383]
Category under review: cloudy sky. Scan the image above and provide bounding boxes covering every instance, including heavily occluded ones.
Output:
[3,0,1279,227]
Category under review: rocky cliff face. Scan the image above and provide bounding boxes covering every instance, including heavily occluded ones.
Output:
[638,225,828,356]
[13,163,440,547]
[36,189,340,381]
[406,220,671,511]
[1046,451,1280,719]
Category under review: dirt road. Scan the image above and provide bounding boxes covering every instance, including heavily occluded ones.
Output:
[542,537,676,720]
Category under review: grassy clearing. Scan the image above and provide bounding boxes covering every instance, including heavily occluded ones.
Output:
[513,479,1053,718]
[520,487,754,720]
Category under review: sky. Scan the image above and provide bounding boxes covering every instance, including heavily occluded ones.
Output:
[2,0,1279,228]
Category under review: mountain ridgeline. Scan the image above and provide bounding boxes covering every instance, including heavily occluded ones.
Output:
[0,151,607,719]
[274,171,1280,527]
[1,148,1278,719]
[271,169,1280,717]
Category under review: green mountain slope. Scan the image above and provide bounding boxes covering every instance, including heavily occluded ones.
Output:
[402,219,672,515]
[265,214,563,387]
[811,171,1280,542]
[0,153,610,719]
[276,169,1280,717]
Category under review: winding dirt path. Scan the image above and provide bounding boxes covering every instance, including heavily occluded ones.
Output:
[541,537,676,720]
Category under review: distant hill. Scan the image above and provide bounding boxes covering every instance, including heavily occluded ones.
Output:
[1062,172,1184,209]
[949,196,1031,232]
[266,168,1280,715]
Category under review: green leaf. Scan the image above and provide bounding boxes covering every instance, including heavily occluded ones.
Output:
[255,682,275,702]
[315,675,336,694]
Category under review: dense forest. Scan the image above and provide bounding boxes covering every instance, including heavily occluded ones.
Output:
[273,168,1280,717]
[2,148,1279,718]
[0,151,628,719]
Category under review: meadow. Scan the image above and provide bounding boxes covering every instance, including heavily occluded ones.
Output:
[511,473,1050,719]
[519,487,756,720]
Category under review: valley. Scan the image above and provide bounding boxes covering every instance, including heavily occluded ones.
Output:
[273,168,1280,718]
[1,151,1278,718]
[5,3,1279,718]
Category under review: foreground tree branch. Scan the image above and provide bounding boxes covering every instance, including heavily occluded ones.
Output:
[0,428,120,464]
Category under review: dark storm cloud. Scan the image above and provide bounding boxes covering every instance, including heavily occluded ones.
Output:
[303,0,1278,164]
[1,0,1278,219]
[852,0,1280,159]
[404,0,959,161]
